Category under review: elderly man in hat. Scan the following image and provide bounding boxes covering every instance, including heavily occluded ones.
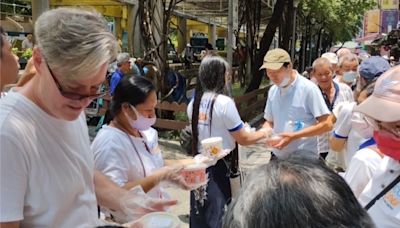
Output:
[321,52,339,75]
[260,48,332,159]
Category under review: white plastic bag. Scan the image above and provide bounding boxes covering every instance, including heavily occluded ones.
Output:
[115,186,178,224]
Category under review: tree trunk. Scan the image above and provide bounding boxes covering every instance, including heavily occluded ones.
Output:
[244,0,261,89]
[315,27,323,58]
[281,0,293,52]
[246,0,286,92]
[300,31,306,72]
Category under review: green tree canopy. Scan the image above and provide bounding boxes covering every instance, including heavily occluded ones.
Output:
[299,0,376,42]
[1,0,32,16]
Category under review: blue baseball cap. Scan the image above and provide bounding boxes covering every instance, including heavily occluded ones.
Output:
[359,56,390,80]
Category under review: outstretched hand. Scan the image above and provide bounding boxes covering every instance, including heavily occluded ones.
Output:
[272,132,296,150]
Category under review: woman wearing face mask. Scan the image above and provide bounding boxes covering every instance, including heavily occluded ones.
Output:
[342,82,384,197]
[330,55,391,168]
[91,76,192,223]
[188,56,268,228]
[344,66,400,227]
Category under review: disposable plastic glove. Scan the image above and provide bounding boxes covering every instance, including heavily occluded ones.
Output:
[194,149,231,167]
[119,186,178,224]
[154,165,191,190]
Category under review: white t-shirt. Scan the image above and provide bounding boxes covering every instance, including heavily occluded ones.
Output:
[92,126,166,222]
[22,39,33,49]
[187,92,243,152]
[344,147,383,198]
[359,156,400,228]
[317,82,354,154]
[333,102,370,166]
[0,92,98,227]
[92,125,165,198]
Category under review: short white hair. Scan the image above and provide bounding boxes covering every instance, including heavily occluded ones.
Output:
[116,53,130,66]
[35,8,118,80]
[338,53,359,68]
[337,48,351,58]
[312,57,332,71]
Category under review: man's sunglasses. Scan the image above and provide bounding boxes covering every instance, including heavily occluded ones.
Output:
[45,61,105,101]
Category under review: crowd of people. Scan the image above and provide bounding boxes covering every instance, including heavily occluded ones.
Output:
[1,7,400,228]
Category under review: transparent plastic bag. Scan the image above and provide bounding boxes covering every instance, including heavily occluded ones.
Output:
[117,186,178,224]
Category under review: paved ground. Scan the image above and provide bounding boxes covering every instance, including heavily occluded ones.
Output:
[159,138,271,227]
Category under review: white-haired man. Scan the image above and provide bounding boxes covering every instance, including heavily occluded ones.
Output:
[312,57,353,161]
[109,52,131,96]
[335,53,359,88]
[0,8,174,227]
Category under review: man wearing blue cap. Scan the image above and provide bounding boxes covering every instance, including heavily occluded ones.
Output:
[355,56,391,100]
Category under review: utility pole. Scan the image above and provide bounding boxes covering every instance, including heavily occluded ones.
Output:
[31,0,49,24]
[227,0,238,66]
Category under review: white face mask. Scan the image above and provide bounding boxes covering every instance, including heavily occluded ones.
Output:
[351,113,373,139]
[125,105,156,131]
[343,71,358,83]
[278,74,291,87]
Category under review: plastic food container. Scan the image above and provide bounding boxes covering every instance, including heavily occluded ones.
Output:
[137,212,181,228]
[181,163,207,186]
[201,137,223,158]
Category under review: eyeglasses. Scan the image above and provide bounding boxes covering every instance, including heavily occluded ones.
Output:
[45,61,105,101]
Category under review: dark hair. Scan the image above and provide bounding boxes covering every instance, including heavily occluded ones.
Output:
[109,76,155,121]
[191,56,228,155]
[283,62,290,68]
[223,153,374,228]
[205,43,213,50]
[0,26,4,58]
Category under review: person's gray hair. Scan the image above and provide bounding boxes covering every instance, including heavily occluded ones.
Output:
[35,7,118,80]
[223,152,374,228]
[338,53,359,68]
[312,57,332,71]
[336,48,351,58]
[116,52,130,66]
[199,55,229,93]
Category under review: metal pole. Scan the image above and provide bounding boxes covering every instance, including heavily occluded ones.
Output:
[31,0,49,25]
[227,0,233,66]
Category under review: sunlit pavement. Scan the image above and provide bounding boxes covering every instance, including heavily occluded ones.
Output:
[159,139,271,227]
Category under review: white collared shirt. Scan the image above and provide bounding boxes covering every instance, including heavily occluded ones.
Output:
[317,82,354,154]
[359,156,400,227]
[344,147,383,198]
